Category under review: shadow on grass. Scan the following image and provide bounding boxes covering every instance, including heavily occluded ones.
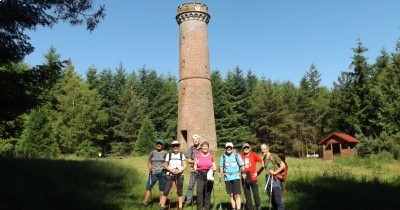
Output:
[285,175,400,210]
[0,158,139,210]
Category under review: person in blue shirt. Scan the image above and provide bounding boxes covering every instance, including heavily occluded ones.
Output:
[219,142,245,210]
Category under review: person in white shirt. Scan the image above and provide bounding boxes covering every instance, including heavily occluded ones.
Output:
[160,140,187,210]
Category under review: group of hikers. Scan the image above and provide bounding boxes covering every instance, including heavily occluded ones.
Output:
[143,134,287,210]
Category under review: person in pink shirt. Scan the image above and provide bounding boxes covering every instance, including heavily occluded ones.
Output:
[241,143,264,210]
[193,141,216,210]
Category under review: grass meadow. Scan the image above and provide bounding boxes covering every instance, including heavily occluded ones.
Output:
[1,152,400,210]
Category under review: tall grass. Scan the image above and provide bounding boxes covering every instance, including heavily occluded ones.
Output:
[0,157,139,210]
[283,156,400,210]
[1,153,399,210]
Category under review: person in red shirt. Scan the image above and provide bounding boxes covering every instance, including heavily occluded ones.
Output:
[240,143,264,210]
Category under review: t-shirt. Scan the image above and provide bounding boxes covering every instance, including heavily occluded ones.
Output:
[165,152,186,171]
[220,153,244,181]
[196,152,214,171]
[241,152,263,181]
[263,153,282,176]
[149,150,168,173]
[186,145,200,165]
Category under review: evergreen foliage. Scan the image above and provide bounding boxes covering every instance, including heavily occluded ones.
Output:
[2,38,400,159]
[0,0,105,64]
[51,62,107,156]
[295,64,329,156]
[216,67,252,145]
[16,107,59,158]
[0,47,63,140]
[137,66,178,140]
[114,72,146,143]
[134,118,155,155]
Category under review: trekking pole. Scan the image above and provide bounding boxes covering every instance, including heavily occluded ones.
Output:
[205,177,208,210]
[265,175,270,192]
[191,174,195,210]
[192,172,196,210]
[241,175,245,210]
[212,179,216,210]
[269,176,274,210]
[212,174,217,210]
[149,172,153,209]
[218,177,223,210]
[189,172,197,210]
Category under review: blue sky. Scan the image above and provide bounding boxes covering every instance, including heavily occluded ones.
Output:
[25,0,400,87]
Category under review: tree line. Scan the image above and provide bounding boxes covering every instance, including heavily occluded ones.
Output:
[1,39,400,159]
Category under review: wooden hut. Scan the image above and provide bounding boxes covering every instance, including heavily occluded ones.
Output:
[318,132,360,161]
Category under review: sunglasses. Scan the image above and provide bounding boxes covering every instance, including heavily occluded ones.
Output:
[226,146,233,149]
[243,147,249,150]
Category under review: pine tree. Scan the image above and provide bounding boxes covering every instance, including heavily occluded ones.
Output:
[134,118,156,155]
[16,107,59,158]
[249,80,295,151]
[154,76,178,140]
[350,40,376,136]
[328,40,372,136]
[218,67,252,145]
[211,70,227,145]
[86,66,98,90]
[138,67,177,140]
[114,72,147,143]
[366,42,400,159]
[52,62,107,156]
[296,64,328,154]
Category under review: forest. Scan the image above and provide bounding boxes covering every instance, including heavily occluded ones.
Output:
[1,39,400,160]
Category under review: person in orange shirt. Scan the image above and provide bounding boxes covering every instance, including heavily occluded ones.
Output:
[240,143,264,210]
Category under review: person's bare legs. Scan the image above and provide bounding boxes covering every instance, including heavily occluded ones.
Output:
[143,190,150,204]
[235,194,241,209]
[178,196,183,208]
[230,194,236,209]
[159,191,163,206]
[160,194,167,208]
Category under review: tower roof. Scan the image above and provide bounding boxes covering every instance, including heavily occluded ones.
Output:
[176,2,210,25]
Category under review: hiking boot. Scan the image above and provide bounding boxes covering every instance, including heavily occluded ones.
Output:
[160,207,166,210]
[143,202,149,207]
[184,201,191,207]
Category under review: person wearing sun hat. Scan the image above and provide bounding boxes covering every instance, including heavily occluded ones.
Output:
[143,139,168,207]
[240,143,264,210]
[219,142,245,210]
[160,140,187,210]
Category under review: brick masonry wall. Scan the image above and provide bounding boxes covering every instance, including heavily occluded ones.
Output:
[177,3,217,151]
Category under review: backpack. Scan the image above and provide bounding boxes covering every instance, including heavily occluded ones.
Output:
[164,152,183,175]
[263,154,288,182]
[167,152,183,166]
[222,152,241,173]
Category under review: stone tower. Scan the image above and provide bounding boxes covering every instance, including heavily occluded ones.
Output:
[176,2,217,151]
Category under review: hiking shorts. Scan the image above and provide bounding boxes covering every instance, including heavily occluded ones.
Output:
[146,172,166,191]
[225,179,241,195]
[163,175,184,196]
